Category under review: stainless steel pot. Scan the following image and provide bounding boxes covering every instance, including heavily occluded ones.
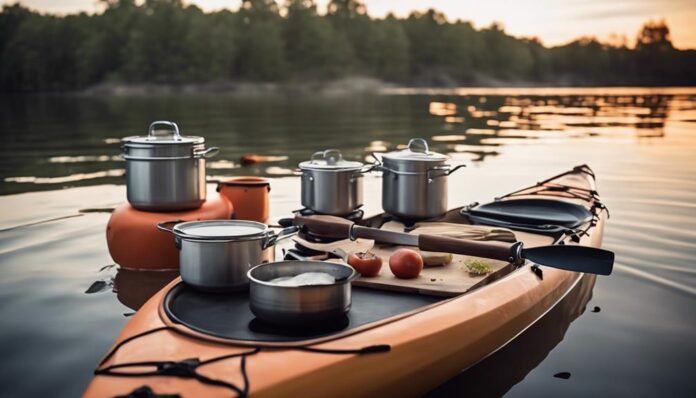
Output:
[247,261,358,325]
[377,138,465,219]
[122,121,219,212]
[157,220,296,291]
[299,149,372,215]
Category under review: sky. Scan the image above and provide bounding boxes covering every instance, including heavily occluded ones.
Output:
[2,0,695,49]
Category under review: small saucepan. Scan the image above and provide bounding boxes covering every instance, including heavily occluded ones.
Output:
[157,220,297,292]
[247,261,358,325]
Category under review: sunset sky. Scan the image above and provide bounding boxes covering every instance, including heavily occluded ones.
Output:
[3,0,695,49]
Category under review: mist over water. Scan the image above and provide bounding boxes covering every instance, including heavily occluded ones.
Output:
[0,87,695,396]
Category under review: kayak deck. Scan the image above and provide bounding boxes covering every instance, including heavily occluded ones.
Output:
[85,166,605,397]
[163,284,443,345]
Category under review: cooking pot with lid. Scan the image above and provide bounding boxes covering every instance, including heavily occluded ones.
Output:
[377,138,465,219]
[299,149,372,216]
[122,121,218,212]
[157,220,296,291]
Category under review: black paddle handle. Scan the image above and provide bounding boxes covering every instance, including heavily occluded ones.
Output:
[418,234,521,263]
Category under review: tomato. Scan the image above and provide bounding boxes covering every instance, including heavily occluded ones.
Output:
[347,252,383,277]
[389,249,423,279]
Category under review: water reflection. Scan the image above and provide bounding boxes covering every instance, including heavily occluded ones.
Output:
[427,92,674,162]
[428,274,597,397]
[113,268,179,311]
[1,88,693,194]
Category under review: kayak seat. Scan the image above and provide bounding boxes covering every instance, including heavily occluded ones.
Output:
[461,198,593,235]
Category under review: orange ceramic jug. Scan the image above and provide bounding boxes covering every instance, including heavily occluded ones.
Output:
[217,177,271,223]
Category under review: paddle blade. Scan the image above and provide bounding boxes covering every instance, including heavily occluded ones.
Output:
[522,245,614,275]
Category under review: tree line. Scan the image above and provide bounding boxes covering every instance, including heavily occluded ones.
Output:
[0,0,694,92]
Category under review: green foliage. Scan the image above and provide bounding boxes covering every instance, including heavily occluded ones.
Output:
[284,0,351,79]
[0,2,694,91]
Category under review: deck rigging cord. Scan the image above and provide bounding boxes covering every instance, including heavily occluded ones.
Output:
[95,325,391,397]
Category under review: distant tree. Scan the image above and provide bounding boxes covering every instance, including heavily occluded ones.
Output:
[184,9,237,81]
[326,0,376,72]
[634,20,677,84]
[1,2,695,91]
[403,9,452,84]
[120,0,194,83]
[636,20,673,52]
[1,11,88,90]
[77,0,139,86]
[371,17,409,81]
[235,0,287,80]
[283,0,352,79]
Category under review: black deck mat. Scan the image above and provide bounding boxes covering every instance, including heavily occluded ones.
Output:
[164,283,444,343]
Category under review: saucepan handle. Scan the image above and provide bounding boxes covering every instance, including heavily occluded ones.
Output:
[367,152,386,172]
[445,164,466,176]
[427,164,466,181]
[262,226,299,249]
[157,220,185,250]
[156,220,184,233]
[194,147,219,159]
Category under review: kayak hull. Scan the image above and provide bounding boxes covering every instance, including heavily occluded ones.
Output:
[85,166,605,397]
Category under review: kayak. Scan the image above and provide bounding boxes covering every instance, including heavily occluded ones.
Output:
[85,165,608,397]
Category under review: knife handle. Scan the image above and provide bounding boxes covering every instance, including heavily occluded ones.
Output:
[418,234,519,263]
[294,215,354,239]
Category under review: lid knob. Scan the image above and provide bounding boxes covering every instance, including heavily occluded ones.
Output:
[148,120,181,141]
[311,149,343,165]
[407,138,429,154]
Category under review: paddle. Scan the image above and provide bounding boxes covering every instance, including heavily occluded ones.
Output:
[295,215,614,276]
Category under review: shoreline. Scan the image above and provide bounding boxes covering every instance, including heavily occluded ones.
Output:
[3,77,694,97]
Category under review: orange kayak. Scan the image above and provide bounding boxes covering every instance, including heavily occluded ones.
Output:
[85,165,607,397]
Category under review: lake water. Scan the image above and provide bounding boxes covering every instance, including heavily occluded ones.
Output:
[1,87,695,397]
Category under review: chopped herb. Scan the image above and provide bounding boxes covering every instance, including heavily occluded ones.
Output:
[465,259,491,275]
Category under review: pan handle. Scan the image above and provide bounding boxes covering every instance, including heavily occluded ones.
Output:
[194,147,219,159]
[156,220,185,250]
[262,226,299,249]
[156,219,185,233]
[427,164,466,181]
[444,164,466,176]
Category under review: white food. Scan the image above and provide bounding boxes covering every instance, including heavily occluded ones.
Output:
[269,272,336,287]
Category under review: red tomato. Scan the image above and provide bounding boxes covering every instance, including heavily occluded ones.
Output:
[389,249,423,279]
[347,252,383,277]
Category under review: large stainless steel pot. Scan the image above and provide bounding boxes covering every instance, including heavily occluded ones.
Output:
[122,121,219,212]
[247,261,358,325]
[299,149,372,215]
[377,138,465,219]
[157,220,296,291]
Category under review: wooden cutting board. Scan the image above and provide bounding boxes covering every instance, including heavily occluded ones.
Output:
[293,226,554,297]
[353,231,553,296]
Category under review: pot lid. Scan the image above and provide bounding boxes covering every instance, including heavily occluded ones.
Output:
[122,121,204,146]
[173,220,268,240]
[299,149,363,170]
[382,138,448,162]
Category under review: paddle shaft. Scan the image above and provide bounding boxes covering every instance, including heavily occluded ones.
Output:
[295,215,519,263]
